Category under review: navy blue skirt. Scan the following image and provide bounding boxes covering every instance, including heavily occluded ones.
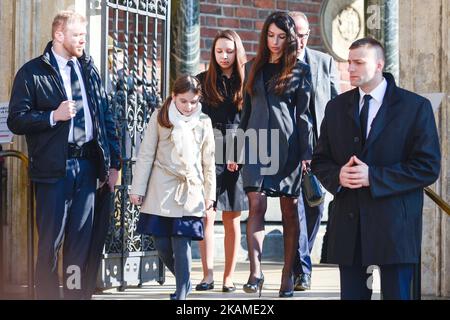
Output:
[136,213,204,241]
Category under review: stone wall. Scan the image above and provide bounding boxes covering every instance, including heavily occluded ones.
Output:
[199,0,325,62]
[399,0,449,298]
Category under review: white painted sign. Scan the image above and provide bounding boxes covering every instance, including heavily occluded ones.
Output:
[0,103,13,144]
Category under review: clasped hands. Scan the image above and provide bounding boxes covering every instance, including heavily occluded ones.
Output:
[339,155,370,189]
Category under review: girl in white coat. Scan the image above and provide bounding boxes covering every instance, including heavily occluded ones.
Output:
[130,75,216,300]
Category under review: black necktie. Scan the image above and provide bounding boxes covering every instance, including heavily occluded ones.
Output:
[67,60,85,146]
[360,94,372,146]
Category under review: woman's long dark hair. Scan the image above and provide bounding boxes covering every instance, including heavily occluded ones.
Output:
[158,75,201,128]
[203,30,247,110]
[245,11,298,96]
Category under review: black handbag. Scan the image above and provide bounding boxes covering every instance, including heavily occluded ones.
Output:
[301,163,325,207]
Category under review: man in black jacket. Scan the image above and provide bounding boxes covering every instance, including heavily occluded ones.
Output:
[8,11,121,299]
[311,38,440,299]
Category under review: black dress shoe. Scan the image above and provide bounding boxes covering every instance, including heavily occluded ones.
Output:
[222,284,236,293]
[195,281,214,291]
[294,273,311,291]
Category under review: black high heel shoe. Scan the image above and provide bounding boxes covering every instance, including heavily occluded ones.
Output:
[278,275,294,298]
[278,289,294,298]
[243,274,264,298]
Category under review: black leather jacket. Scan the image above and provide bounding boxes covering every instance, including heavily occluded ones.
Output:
[7,41,121,181]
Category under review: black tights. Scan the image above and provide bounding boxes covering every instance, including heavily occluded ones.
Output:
[246,192,299,291]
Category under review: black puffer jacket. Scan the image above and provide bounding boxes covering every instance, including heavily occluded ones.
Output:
[7,41,121,181]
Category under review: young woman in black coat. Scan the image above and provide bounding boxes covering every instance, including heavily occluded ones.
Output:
[195,30,249,293]
[230,12,313,298]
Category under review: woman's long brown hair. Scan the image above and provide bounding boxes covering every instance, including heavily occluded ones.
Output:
[245,11,298,96]
[157,75,201,128]
[203,30,247,110]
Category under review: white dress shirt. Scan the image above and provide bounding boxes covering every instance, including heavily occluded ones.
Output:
[358,77,387,138]
[298,49,306,63]
[50,48,93,143]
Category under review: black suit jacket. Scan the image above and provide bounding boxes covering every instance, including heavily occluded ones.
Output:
[311,73,441,266]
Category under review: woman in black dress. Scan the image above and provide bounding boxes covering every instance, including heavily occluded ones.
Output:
[232,12,313,297]
[195,30,249,292]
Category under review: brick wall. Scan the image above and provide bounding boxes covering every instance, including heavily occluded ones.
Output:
[200,0,324,64]
[199,0,350,92]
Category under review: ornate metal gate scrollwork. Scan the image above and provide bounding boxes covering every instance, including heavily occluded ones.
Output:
[98,0,171,291]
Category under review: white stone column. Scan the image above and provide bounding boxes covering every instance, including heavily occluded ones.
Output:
[399,0,449,298]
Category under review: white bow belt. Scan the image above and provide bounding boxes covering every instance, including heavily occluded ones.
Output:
[154,160,201,208]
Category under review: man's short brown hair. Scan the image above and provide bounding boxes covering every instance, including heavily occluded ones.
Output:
[349,37,385,61]
[52,10,87,39]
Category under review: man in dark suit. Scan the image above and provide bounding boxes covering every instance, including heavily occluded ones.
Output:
[311,37,441,299]
[289,11,340,291]
[7,11,121,299]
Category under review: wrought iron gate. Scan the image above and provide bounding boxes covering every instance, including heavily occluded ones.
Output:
[96,0,171,291]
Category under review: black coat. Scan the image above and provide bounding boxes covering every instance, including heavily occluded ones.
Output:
[197,71,248,211]
[239,60,313,196]
[7,42,121,181]
[311,73,441,266]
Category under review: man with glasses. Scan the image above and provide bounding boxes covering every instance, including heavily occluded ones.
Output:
[289,11,340,291]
